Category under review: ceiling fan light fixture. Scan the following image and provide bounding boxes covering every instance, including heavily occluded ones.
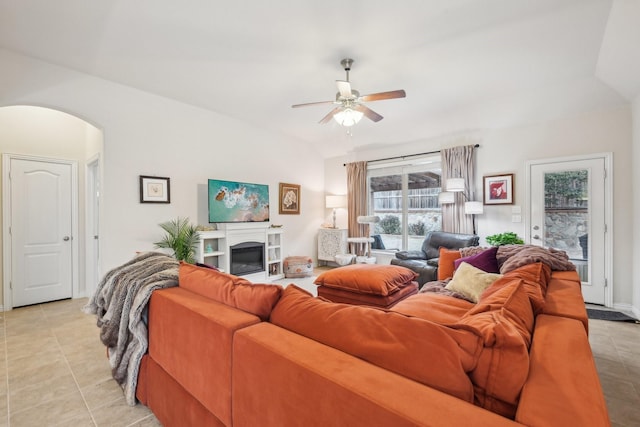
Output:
[333,108,363,127]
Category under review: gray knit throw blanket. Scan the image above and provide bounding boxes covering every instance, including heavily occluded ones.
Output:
[83,251,179,405]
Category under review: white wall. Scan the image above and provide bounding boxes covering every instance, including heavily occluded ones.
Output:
[0,48,325,296]
[632,95,640,318]
[325,106,634,308]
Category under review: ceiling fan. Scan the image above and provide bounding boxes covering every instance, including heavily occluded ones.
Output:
[292,58,406,127]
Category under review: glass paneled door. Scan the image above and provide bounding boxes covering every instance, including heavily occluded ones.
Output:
[529,157,608,305]
[367,156,443,251]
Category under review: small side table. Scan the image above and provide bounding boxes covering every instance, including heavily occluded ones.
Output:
[318,228,348,266]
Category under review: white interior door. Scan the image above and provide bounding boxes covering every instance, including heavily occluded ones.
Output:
[9,157,73,307]
[529,157,608,305]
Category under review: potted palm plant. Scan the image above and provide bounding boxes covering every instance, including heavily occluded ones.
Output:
[154,217,200,264]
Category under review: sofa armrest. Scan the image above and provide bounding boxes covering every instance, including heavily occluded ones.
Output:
[233,323,520,427]
[149,287,262,426]
[390,258,437,286]
[395,250,427,260]
[516,314,610,427]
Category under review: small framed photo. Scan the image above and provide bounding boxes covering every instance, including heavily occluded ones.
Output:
[140,175,170,204]
[279,182,300,214]
[483,174,514,205]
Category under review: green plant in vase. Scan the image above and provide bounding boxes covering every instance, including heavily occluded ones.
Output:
[154,217,200,263]
[485,231,524,246]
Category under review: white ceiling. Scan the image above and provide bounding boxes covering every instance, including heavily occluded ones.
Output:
[0,0,636,158]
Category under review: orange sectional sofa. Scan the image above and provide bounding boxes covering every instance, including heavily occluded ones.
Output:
[135,261,610,427]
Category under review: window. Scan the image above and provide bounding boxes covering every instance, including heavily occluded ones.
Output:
[367,155,443,251]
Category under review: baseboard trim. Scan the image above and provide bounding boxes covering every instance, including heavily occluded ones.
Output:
[612,302,639,318]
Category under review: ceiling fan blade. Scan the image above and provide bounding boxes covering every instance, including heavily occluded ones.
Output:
[359,89,406,102]
[292,100,336,108]
[319,106,343,124]
[355,104,383,122]
[336,80,352,97]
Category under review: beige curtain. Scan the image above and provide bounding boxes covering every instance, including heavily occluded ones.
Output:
[345,161,368,240]
[441,145,477,234]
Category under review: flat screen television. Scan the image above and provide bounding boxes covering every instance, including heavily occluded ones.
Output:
[208,179,270,223]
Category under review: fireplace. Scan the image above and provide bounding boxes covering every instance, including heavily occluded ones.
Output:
[230,241,265,276]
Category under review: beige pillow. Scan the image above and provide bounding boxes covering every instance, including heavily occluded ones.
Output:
[445,262,503,303]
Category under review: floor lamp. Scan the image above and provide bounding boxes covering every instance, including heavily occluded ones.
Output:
[439,178,483,234]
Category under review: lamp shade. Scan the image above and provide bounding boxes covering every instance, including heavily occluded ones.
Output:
[325,195,347,209]
[446,178,466,192]
[333,108,364,127]
[438,191,455,204]
[464,201,484,215]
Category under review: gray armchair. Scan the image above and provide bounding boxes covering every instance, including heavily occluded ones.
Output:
[390,231,479,287]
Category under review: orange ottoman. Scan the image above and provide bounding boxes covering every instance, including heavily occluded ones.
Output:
[314,264,420,309]
[317,282,418,308]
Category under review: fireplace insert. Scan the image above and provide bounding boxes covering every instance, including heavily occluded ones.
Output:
[230,241,265,276]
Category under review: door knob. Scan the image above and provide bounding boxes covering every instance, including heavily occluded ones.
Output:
[533,225,540,230]
[63,236,70,241]
[533,235,540,240]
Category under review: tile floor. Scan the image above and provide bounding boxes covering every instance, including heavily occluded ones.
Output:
[0,297,637,426]
[0,298,159,426]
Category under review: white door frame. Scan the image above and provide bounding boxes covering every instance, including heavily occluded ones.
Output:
[85,154,100,298]
[2,153,80,311]
[525,152,613,308]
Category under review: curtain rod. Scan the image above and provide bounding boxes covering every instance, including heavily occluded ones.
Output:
[343,144,479,166]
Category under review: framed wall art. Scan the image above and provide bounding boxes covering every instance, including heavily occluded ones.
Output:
[483,173,514,205]
[279,182,300,214]
[140,175,171,203]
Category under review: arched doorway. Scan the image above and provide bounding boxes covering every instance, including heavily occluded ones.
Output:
[0,105,104,310]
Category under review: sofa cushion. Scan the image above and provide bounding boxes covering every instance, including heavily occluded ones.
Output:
[543,270,588,331]
[481,263,548,315]
[454,246,499,273]
[179,262,282,320]
[314,264,418,296]
[445,262,503,303]
[437,248,462,280]
[391,292,474,324]
[456,279,534,419]
[271,285,481,402]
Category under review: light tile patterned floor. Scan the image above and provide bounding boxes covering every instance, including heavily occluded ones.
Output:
[0,296,638,426]
[1,298,159,427]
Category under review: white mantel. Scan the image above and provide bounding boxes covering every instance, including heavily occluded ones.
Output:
[221,223,269,247]
[209,223,278,282]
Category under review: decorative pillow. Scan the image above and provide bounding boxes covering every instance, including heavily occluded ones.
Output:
[481,262,549,314]
[179,262,283,320]
[456,279,535,418]
[445,262,503,303]
[454,246,499,273]
[437,248,462,280]
[271,285,480,402]
[314,264,417,296]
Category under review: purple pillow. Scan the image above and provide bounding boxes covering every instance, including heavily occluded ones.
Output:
[453,246,499,273]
